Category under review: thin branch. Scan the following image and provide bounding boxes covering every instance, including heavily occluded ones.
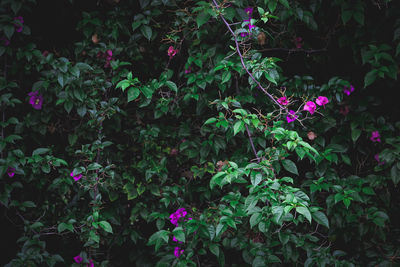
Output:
[211,0,285,110]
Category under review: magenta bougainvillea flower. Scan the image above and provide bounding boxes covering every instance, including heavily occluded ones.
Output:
[174,246,184,258]
[169,208,188,226]
[370,131,381,142]
[374,154,385,166]
[277,96,288,106]
[304,101,316,114]
[73,255,83,263]
[14,16,24,32]
[172,236,183,244]
[286,110,298,123]
[184,66,191,74]
[294,37,302,48]
[167,46,178,58]
[1,35,10,46]
[87,259,94,267]
[7,167,15,177]
[244,7,253,18]
[28,91,43,110]
[70,171,82,181]
[316,96,329,107]
[343,85,355,96]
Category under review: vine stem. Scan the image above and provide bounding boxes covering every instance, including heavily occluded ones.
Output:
[211,0,285,110]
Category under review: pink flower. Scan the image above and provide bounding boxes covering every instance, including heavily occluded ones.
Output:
[174,247,184,258]
[277,96,288,106]
[70,171,82,181]
[240,32,249,37]
[87,259,94,267]
[184,67,191,74]
[370,131,381,142]
[42,50,49,57]
[28,91,43,110]
[244,7,253,18]
[7,167,15,177]
[304,101,316,115]
[315,96,329,107]
[168,46,178,58]
[286,110,298,123]
[343,85,355,96]
[73,255,83,263]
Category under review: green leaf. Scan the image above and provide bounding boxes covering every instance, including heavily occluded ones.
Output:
[209,244,220,257]
[165,81,178,92]
[99,221,113,233]
[391,165,399,185]
[132,21,142,32]
[196,11,211,28]
[32,148,50,155]
[204,117,217,125]
[312,211,329,228]
[140,25,152,40]
[57,222,74,233]
[250,212,262,228]
[128,87,140,102]
[351,128,361,143]
[296,206,312,223]
[282,159,298,175]
[172,227,185,242]
[279,0,290,8]
[221,71,231,84]
[233,121,244,136]
[342,10,352,25]
[57,75,64,87]
[140,86,153,98]
[364,70,377,87]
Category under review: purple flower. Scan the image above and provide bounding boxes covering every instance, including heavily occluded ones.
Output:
[244,7,253,17]
[374,153,385,166]
[7,167,15,177]
[1,36,10,46]
[343,85,355,96]
[304,101,316,115]
[28,91,43,110]
[240,32,249,37]
[70,171,82,181]
[73,255,83,263]
[277,96,288,106]
[169,208,188,226]
[14,16,24,33]
[87,259,94,267]
[315,96,329,107]
[174,247,184,258]
[184,67,191,74]
[286,110,298,123]
[370,131,381,142]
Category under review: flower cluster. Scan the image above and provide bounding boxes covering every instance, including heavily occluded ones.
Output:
[73,255,94,266]
[97,49,113,68]
[286,110,298,123]
[14,16,24,33]
[277,96,288,106]
[343,85,355,96]
[70,171,82,181]
[169,208,192,258]
[167,46,178,58]
[7,167,15,177]
[28,91,43,110]
[370,131,381,142]
[240,7,255,37]
[304,96,329,115]
[170,208,187,226]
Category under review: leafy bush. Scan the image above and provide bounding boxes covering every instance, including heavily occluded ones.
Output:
[1,0,399,266]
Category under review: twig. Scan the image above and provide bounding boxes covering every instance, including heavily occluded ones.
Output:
[211,0,285,110]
